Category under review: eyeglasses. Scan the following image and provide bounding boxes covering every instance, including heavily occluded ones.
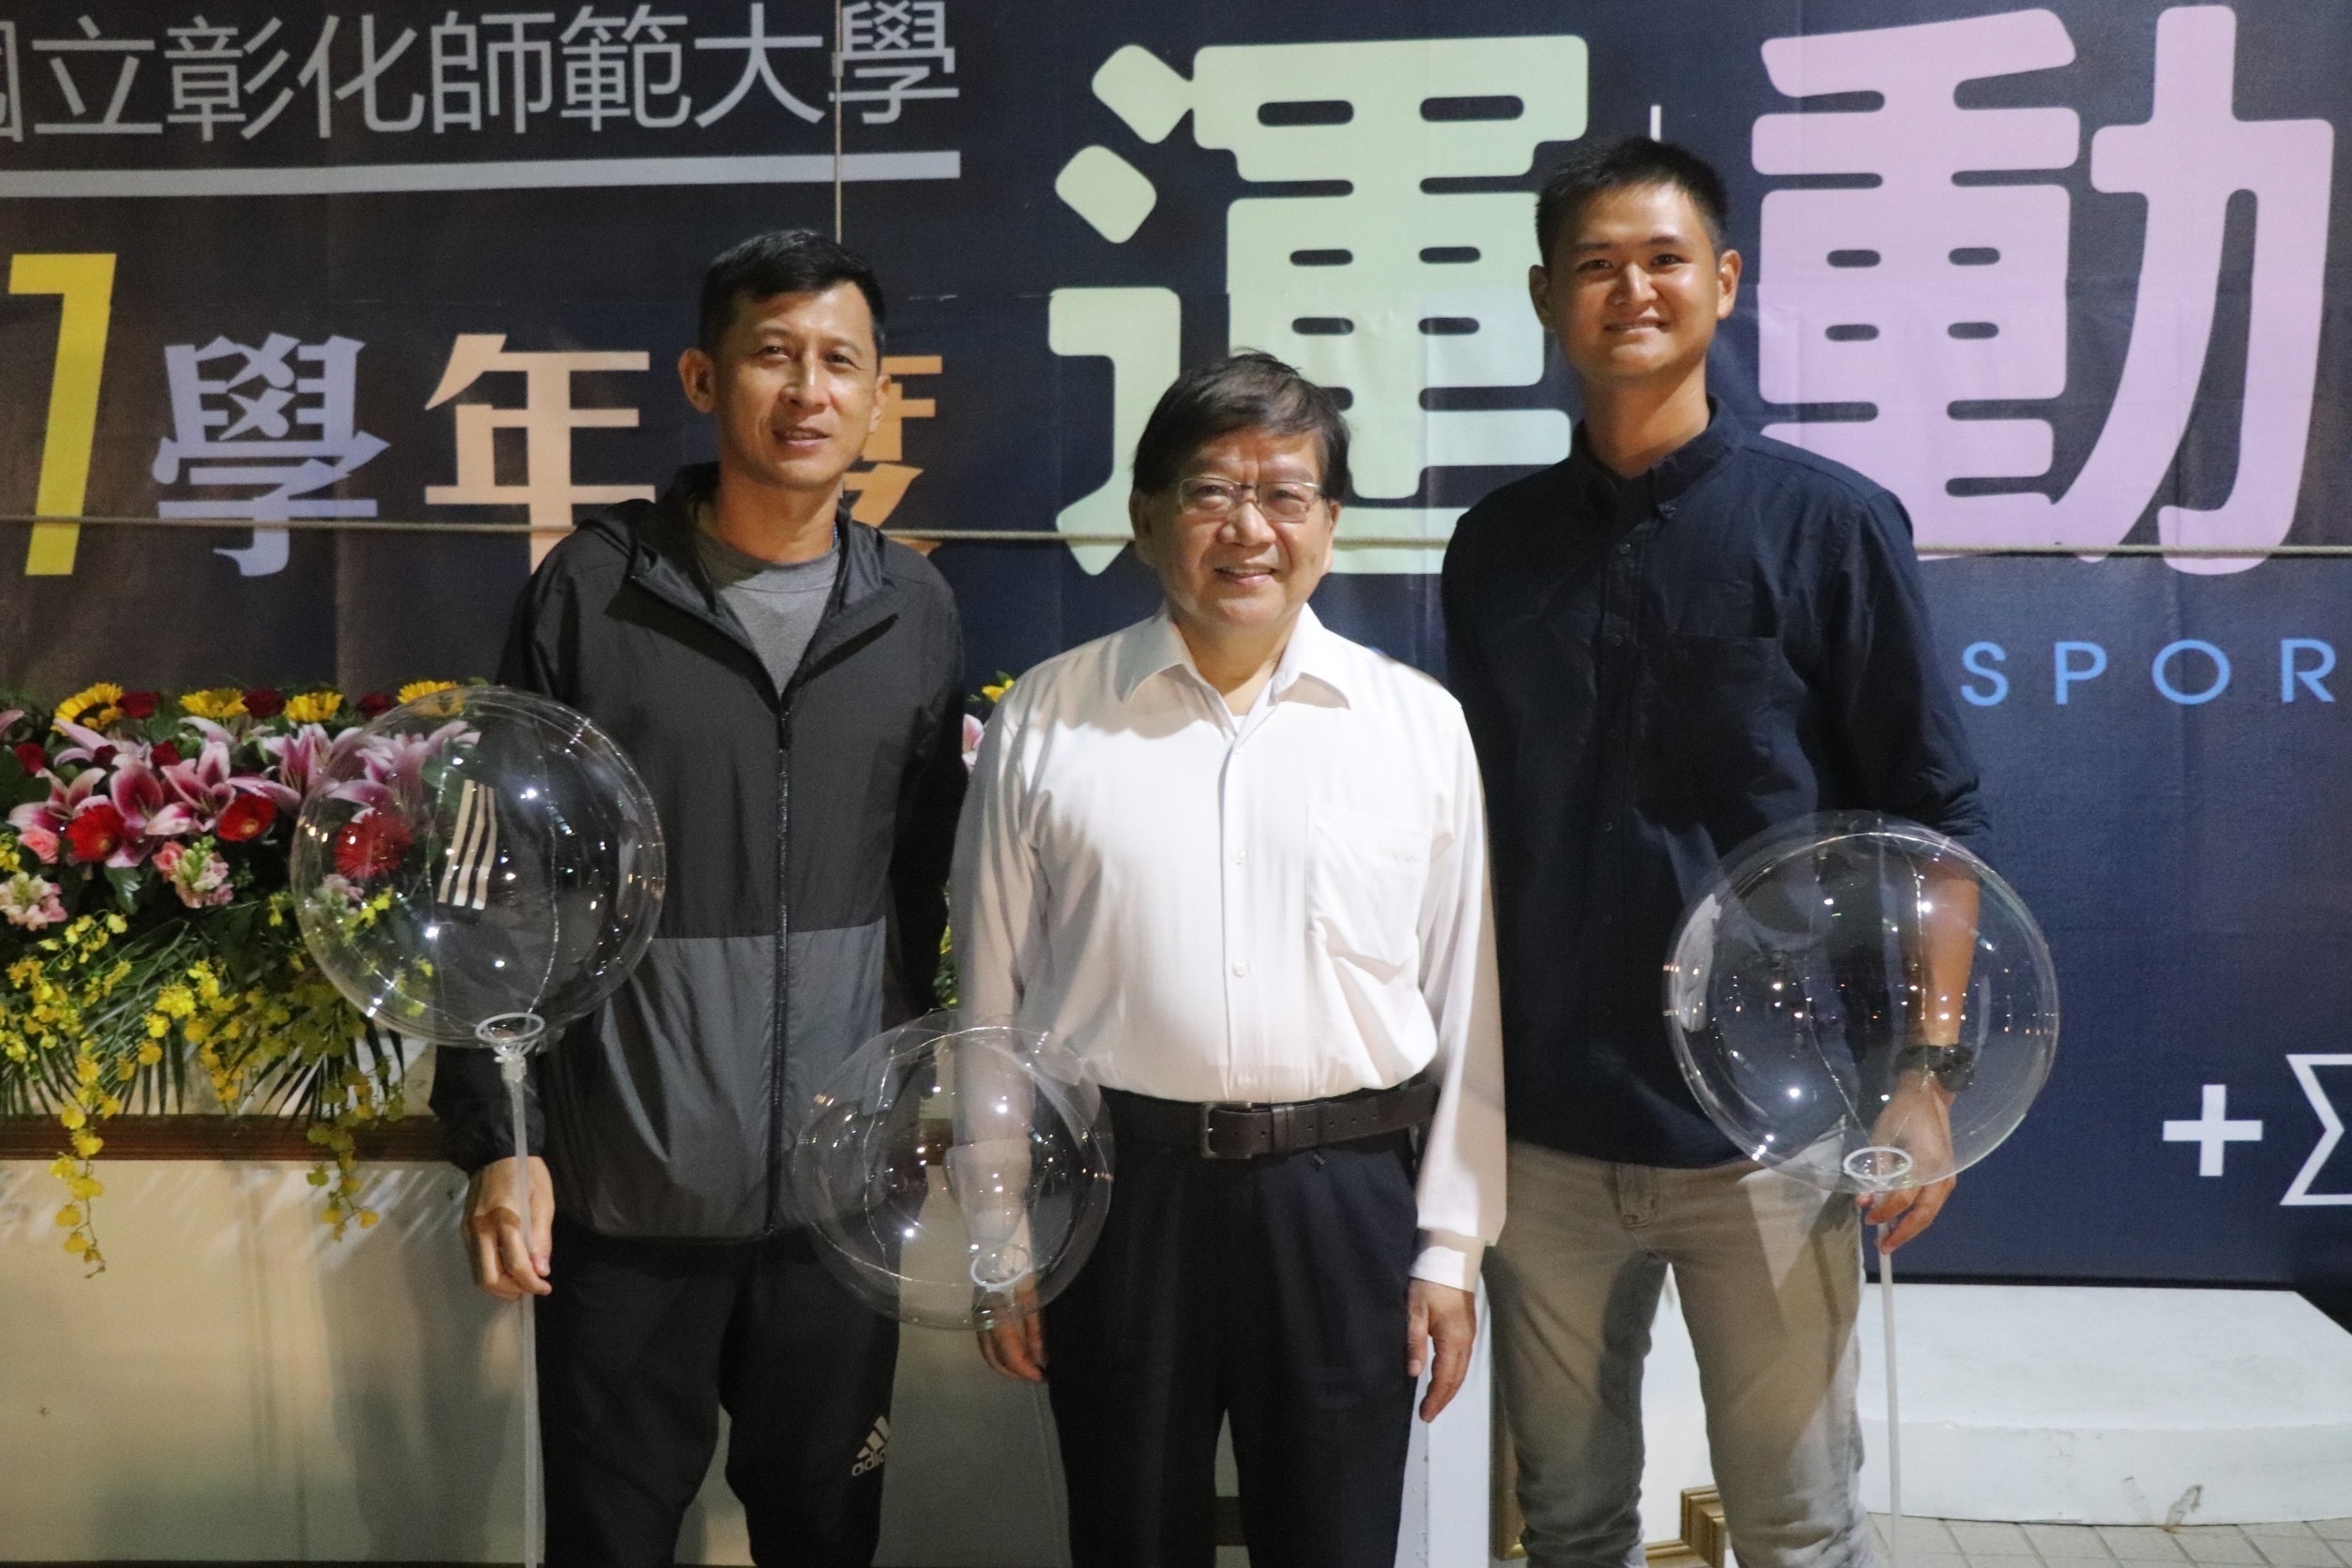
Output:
[1174,476,1330,523]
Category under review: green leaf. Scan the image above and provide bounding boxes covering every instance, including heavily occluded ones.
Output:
[105,866,144,913]
[0,750,46,811]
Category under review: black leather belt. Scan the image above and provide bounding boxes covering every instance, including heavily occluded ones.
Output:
[1106,1080,1440,1160]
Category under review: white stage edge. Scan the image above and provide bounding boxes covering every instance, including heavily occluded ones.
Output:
[1857,1284,2352,1526]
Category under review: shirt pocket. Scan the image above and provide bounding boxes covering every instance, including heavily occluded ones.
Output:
[1306,807,1429,982]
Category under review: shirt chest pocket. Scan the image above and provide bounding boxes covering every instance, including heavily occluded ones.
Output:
[1305,807,1429,982]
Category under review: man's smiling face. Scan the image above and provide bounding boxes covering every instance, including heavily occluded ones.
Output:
[681,280,889,495]
[1130,428,1338,645]
[1530,181,1741,392]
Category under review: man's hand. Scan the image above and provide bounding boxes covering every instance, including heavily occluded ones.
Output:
[1860,1072,1956,1252]
[465,1154,554,1300]
[976,1290,1048,1382]
[1407,1279,1477,1422]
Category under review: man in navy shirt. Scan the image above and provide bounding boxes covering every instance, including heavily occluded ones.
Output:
[1442,139,1988,1568]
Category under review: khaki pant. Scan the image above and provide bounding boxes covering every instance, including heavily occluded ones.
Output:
[1485,1140,1877,1568]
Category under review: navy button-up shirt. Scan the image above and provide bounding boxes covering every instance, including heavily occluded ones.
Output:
[1440,406,1989,1167]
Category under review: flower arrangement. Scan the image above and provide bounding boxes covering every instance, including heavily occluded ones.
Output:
[0,678,463,1272]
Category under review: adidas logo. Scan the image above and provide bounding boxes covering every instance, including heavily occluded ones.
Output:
[851,1415,890,1477]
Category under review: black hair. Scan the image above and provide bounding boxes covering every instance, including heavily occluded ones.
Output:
[1130,352,1351,502]
[1534,137,1731,267]
[697,229,887,354]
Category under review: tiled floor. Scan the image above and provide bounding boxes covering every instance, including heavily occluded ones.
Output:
[1205,1516,2352,1568]
[1871,1516,2352,1568]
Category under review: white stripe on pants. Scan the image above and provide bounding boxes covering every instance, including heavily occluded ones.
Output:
[1485,1140,1878,1568]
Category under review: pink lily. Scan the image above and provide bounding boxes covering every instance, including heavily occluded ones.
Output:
[8,769,105,864]
[113,754,198,841]
[259,723,338,802]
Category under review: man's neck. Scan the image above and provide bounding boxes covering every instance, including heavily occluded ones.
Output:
[702,470,842,564]
[1173,613,1294,716]
[1578,370,1712,481]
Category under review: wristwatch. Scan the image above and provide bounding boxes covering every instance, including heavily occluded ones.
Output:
[1894,1042,1976,1093]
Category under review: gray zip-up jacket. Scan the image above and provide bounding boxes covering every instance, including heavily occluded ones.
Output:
[430,463,967,1241]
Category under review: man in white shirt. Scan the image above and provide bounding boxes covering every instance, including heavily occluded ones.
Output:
[953,352,1505,1566]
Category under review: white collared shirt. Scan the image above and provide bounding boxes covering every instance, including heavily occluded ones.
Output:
[951,605,1505,1288]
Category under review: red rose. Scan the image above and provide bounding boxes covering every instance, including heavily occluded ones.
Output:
[216,793,276,843]
[11,742,45,776]
[65,803,127,864]
[151,741,182,768]
[116,690,158,720]
[333,810,411,880]
[355,693,395,718]
[242,688,286,719]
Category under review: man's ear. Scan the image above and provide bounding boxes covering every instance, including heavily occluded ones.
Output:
[1527,264,1557,334]
[1127,489,1155,563]
[1715,248,1743,321]
[866,369,895,447]
[678,346,717,415]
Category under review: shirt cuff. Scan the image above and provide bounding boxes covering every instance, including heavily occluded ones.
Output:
[1410,1230,1485,1291]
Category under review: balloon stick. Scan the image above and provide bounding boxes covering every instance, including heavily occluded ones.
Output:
[1878,1224,1903,1568]
[500,1044,543,1568]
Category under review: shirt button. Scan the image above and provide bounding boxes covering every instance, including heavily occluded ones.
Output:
[1604,631,1625,648]
[1232,960,1250,977]
[1616,542,1632,556]
[1232,850,1246,866]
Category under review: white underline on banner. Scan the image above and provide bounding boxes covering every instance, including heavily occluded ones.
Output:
[0,150,959,199]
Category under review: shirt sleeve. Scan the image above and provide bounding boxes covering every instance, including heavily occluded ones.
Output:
[950,692,1036,1025]
[1407,708,1508,1290]
[1824,492,1993,856]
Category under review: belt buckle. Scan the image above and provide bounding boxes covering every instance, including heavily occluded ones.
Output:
[1198,1101,1251,1159]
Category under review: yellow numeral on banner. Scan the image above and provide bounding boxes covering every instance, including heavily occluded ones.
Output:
[10,253,116,576]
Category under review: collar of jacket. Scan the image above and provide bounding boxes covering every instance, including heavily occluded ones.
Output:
[596,462,904,700]
[1566,399,1743,523]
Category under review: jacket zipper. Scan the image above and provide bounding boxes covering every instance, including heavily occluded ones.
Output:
[767,689,792,1233]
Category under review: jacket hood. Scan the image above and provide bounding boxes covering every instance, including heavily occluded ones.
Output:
[584,462,893,641]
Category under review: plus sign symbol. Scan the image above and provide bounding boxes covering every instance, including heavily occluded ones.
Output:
[2163,1084,2263,1177]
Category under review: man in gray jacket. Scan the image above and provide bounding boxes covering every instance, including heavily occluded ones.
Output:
[431,230,967,1567]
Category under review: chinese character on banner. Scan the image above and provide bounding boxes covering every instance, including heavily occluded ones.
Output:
[424,335,655,564]
[431,12,484,132]
[162,14,275,141]
[150,334,391,578]
[1754,5,2334,575]
[842,355,940,531]
[482,11,556,132]
[31,16,162,136]
[1048,37,1584,574]
[835,1,956,125]
[560,6,693,129]
[694,2,822,126]
[344,15,427,133]
[238,15,342,140]
[0,23,23,142]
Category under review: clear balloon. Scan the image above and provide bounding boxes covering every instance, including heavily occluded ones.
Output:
[290,686,667,1053]
[1664,812,2058,1195]
[792,1013,1115,1330]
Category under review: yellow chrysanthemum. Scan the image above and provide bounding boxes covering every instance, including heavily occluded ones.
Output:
[396,679,459,704]
[53,683,123,731]
[282,689,344,724]
[981,676,1017,704]
[178,687,247,721]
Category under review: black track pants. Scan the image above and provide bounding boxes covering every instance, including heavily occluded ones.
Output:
[1044,1131,1420,1568]
[536,1221,897,1568]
